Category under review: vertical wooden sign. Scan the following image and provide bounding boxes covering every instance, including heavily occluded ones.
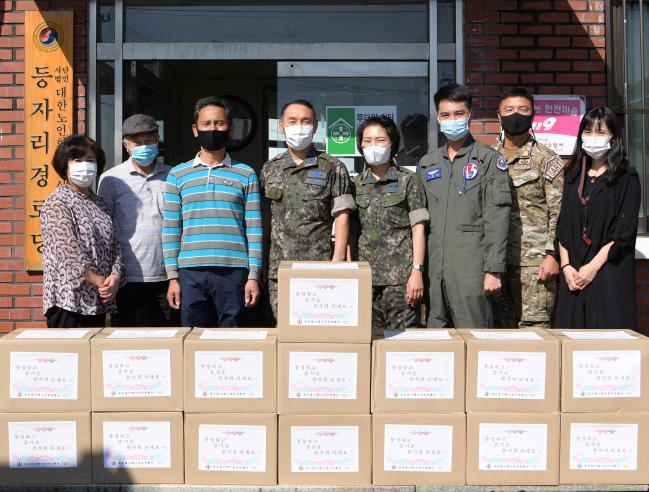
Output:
[24,11,73,271]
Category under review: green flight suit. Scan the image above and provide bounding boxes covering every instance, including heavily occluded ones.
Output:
[417,135,512,327]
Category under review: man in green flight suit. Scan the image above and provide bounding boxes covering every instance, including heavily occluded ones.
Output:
[417,83,512,327]
[260,99,356,320]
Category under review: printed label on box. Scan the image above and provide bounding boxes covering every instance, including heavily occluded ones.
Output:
[479,423,548,471]
[288,351,358,399]
[292,262,359,270]
[102,349,171,398]
[562,330,638,340]
[385,351,454,399]
[384,330,452,341]
[289,278,359,326]
[107,329,178,339]
[10,352,78,400]
[570,423,638,471]
[471,330,542,341]
[199,330,268,340]
[8,421,77,468]
[477,351,547,400]
[103,421,171,468]
[291,425,359,473]
[384,424,453,472]
[195,351,264,399]
[573,350,641,398]
[198,424,267,472]
[15,329,89,339]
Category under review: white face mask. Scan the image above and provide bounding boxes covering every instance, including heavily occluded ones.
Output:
[68,161,97,188]
[582,135,612,160]
[362,145,392,166]
[283,124,314,151]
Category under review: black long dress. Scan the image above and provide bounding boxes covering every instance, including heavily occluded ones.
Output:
[555,166,641,328]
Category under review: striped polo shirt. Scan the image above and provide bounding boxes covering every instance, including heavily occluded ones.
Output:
[162,153,262,280]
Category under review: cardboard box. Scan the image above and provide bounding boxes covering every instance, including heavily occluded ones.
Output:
[90,328,189,412]
[277,261,372,343]
[547,329,649,412]
[278,414,372,485]
[0,328,100,413]
[560,412,649,484]
[0,412,91,484]
[184,413,277,485]
[372,413,466,485]
[466,412,560,485]
[460,329,560,413]
[92,411,184,484]
[372,329,465,413]
[184,328,276,413]
[278,342,370,415]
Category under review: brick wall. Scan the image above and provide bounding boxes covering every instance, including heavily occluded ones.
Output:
[464,0,606,142]
[0,0,87,331]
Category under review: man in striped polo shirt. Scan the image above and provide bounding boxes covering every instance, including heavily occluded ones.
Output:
[163,96,262,327]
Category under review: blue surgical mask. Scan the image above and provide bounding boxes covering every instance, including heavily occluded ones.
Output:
[439,118,470,141]
[130,144,158,166]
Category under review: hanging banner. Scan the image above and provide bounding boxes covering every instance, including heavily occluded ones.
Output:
[326,106,397,157]
[532,95,585,157]
[24,11,73,271]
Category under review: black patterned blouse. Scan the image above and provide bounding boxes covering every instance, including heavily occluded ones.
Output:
[41,184,124,315]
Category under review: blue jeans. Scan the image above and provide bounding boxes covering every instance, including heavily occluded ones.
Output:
[178,267,247,328]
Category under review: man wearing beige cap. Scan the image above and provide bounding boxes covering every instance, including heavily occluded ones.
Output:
[98,114,177,326]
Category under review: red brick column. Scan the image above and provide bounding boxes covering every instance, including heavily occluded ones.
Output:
[0,0,87,331]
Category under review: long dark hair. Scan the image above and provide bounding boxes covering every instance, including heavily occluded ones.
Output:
[565,105,628,183]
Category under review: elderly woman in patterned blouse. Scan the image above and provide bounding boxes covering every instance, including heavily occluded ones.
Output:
[41,135,124,328]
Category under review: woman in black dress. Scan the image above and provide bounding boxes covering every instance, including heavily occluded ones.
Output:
[555,106,640,328]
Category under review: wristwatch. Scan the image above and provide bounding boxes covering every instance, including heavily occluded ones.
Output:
[412,263,425,272]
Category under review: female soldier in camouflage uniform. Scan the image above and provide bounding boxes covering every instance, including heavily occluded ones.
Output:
[352,116,430,336]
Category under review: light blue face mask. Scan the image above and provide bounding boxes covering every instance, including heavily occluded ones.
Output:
[131,144,158,166]
[439,118,470,141]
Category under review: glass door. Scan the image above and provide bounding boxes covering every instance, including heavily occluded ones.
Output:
[275,61,430,174]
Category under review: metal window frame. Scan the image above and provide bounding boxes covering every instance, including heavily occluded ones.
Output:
[88,1,464,160]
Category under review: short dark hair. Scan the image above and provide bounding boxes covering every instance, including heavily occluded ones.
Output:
[356,115,401,159]
[51,135,106,180]
[566,105,629,184]
[434,83,473,111]
[193,96,232,124]
[499,87,535,109]
[280,99,317,120]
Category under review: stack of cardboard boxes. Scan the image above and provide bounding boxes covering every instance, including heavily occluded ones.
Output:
[275,261,373,485]
[461,328,561,486]
[183,327,278,485]
[90,328,189,484]
[549,329,649,485]
[0,328,98,484]
[371,329,466,485]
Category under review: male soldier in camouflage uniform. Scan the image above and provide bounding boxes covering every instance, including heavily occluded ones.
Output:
[352,116,429,336]
[260,99,355,319]
[418,84,512,327]
[491,88,564,328]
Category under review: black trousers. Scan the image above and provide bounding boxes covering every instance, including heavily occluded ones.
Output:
[178,266,247,328]
[45,306,106,328]
[112,281,178,327]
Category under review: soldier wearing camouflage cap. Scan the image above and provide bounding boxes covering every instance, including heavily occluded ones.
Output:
[260,99,356,319]
[491,88,564,328]
[352,116,429,336]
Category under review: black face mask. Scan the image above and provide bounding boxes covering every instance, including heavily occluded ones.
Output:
[500,112,533,136]
[196,129,230,151]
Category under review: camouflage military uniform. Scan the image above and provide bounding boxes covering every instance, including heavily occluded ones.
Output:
[353,165,429,335]
[260,147,355,317]
[491,137,564,328]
